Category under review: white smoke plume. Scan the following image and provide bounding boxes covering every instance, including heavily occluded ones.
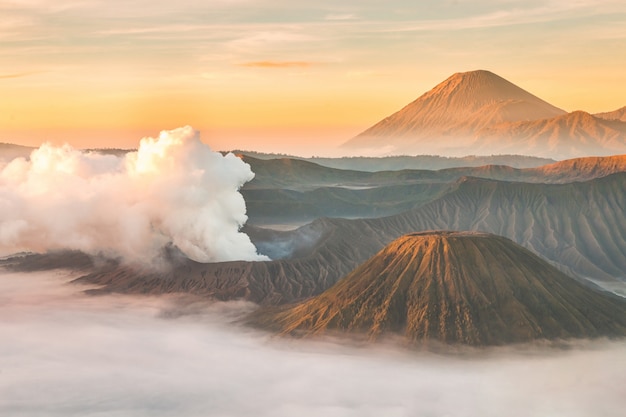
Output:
[0,126,268,263]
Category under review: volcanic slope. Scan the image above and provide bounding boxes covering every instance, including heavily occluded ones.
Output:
[244,153,626,189]
[254,232,626,346]
[529,154,626,182]
[476,111,626,158]
[343,69,565,155]
[243,153,626,227]
[344,70,626,158]
[326,173,626,282]
[20,172,624,306]
[235,151,554,171]
[596,106,626,122]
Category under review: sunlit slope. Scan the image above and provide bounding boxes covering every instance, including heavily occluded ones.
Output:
[343,70,626,158]
[529,154,626,182]
[596,106,626,122]
[477,111,626,158]
[344,70,564,148]
[343,69,566,154]
[254,232,626,346]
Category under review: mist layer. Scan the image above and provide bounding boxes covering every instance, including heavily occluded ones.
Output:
[1,271,625,417]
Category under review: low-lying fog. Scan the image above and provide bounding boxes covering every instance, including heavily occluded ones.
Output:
[1,270,625,417]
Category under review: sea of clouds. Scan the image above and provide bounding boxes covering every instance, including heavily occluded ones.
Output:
[1,270,625,417]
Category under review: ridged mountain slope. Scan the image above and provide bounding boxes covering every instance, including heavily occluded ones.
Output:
[343,71,626,158]
[530,154,626,182]
[25,172,625,305]
[596,106,626,122]
[343,70,565,154]
[477,111,626,158]
[253,232,626,346]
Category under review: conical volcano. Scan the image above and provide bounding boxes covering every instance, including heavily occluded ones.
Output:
[342,70,566,155]
[253,231,626,346]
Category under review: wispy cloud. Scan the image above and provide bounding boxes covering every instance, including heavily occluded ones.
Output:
[344,70,387,79]
[239,61,314,68]
[0,71,39,79]
[95,24,204,36]
[325,13,357,21]
[382,1,626,33]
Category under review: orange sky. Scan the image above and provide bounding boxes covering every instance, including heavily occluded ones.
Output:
[2,1,626,156]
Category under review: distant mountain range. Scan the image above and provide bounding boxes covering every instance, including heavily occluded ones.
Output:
[233,151,555,171]
[596,106,626,122]
[12,169,625,306]
[343,70,626,159]
[240,154,626,225]
[4,148,626,351]
[242,153,626,190]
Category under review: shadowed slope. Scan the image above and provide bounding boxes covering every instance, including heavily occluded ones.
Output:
[255,232,626,346]
[242,154,626,226]
[354,173,626,281]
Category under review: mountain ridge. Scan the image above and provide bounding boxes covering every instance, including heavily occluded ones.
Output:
[343,70,566,154]
[476,111,626,157]
[8,172,625,305]
[596,106,626,122]
[344,70,626,158]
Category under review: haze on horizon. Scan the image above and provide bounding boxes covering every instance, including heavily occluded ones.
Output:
[2,0,626,155]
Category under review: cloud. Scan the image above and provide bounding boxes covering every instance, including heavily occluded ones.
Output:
[1,270,626,417]
[381,1,626,33]
[0,126,268,264]
[0,71,38,79]
[239,61,314,68]
[325,13,357,21]
[344,70,386,79]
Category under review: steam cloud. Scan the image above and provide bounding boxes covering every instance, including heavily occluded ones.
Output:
[0,126,267,263]
[1,270,625,417]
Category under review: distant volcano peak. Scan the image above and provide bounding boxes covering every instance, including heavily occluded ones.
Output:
[342,70,567,156]
[434,69,522,95]
[411,69,557,113]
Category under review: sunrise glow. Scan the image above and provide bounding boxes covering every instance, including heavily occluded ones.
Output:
[2,1,626,155]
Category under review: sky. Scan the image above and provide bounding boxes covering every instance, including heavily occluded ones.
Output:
[1,0,626,155]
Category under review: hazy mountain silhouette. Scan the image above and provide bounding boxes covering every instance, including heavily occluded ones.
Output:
[596,106,626,122]
[234,151,554,171]
[344,70,626,158]
[241,153,626,224]
[343,70,565,155]
[477,111,626,158]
